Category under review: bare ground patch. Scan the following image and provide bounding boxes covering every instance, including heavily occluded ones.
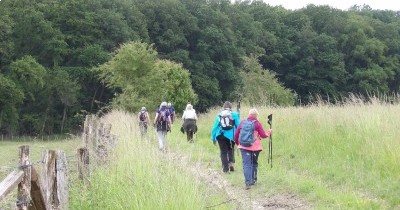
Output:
[169,152,311,210]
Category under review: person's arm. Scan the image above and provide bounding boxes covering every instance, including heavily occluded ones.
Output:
[145,112,150,123]
[234,122,242,145]
[168,115,172,129]
[211,116,220,143]
[255,121,271,139]
[182,111,186,120]
[154,113,159,125]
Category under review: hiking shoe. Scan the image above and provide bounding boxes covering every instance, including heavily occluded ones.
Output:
[251,181,257,185]
[229,163,234,172]
[245,185,251,190]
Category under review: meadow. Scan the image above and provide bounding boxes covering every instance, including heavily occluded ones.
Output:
[1,99,399,209]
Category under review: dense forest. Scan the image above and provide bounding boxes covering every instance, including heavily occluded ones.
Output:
[0,0,399,135]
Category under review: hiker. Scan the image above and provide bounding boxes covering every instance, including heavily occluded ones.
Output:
[211,101,240,173]
[234,108,272,190]
[138,107,150,137]
[154,101,172,152]
[167,102,176,124]
[181,103,198,142]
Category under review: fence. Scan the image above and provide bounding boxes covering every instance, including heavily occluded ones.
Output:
[0,115,117,210]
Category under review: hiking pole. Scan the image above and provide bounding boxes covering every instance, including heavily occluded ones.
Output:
[267,114,273,168]
[236,97,241,156]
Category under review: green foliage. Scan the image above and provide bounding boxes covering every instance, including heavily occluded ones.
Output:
[155,60,198,113]
[239,55,295,106]
[9,55,46,100]
[0,74,24,134]
[1,0,400,135]
[97,41,197,113]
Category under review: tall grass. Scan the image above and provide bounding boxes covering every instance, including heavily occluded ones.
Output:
[3,99,398,209]
[69,111,234,210]
[166,100,400,209]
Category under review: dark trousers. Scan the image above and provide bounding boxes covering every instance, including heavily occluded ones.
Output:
[240,149,260,186]
[217,134,235,172]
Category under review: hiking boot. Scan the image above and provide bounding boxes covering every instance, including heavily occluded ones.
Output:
[251,180,257,185]
[245,185,251,190]
[229,163,234,172]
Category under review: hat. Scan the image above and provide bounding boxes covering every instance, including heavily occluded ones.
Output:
[160,101,167,107]
[141,107,146,111]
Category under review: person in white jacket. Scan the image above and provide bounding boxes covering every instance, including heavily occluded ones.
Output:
[181,103,198,142]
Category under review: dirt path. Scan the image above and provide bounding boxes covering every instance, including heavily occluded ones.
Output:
[169,152,311,210]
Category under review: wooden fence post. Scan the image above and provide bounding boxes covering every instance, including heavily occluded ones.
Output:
[40,150,68,210]
[56,151,68,210]
[41,150,56,210]
[16,145,31,210]
[77,148,89,182]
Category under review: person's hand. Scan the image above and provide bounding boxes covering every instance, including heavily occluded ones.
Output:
[269,129,273,134]
[213,141,217,146]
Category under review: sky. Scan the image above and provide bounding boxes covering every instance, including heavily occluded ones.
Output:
[262,0,400,11]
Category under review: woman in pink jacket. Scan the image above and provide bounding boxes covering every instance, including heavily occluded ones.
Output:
[234,108,272,190]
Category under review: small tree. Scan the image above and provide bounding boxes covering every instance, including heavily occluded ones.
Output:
[239,55,295,106]
[97,41,197,113]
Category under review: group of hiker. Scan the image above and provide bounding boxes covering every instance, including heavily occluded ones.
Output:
[137,100,272,190]
[137,101,197,151]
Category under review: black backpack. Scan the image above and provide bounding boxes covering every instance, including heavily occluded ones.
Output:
[139,111,146,121]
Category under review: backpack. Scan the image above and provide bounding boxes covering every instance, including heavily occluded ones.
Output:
[219,110,235,130]
[239,120,256,147]
[139,111,146,121]
[156,109,170,130]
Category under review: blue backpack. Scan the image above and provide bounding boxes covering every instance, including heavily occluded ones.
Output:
[239,120,256,147]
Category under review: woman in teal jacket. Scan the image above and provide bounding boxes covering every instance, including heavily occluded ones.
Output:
[211,101,240,173]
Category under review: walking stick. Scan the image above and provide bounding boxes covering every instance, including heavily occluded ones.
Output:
[267,114,273,168]
[236,97,241,156]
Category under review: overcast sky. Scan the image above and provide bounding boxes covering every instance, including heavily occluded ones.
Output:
[261,0,400,11]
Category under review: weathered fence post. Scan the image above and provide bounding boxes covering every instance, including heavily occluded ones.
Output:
[56,151,68,210]
[77,148,89,182]
[16,145,31,210]
[41,150,56,210]
[30,168,46,210]
[40,150,68,210]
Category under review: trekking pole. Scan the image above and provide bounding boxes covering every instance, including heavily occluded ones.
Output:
[267,114,273,168]
[236,97,241,156]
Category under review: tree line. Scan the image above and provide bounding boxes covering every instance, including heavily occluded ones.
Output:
[0,0,399,136]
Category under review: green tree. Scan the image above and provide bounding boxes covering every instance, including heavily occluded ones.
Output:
[0,74,24,135]
[97,41,197,113]
[240,55,295,106]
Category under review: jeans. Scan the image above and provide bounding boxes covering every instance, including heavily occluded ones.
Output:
[240,149,260,186]
[217,135,235,172]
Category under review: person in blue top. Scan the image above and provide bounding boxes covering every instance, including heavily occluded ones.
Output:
[211,101,240,173]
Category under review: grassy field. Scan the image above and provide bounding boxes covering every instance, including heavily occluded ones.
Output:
[1,100,399,209]
[166,101,400,209]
